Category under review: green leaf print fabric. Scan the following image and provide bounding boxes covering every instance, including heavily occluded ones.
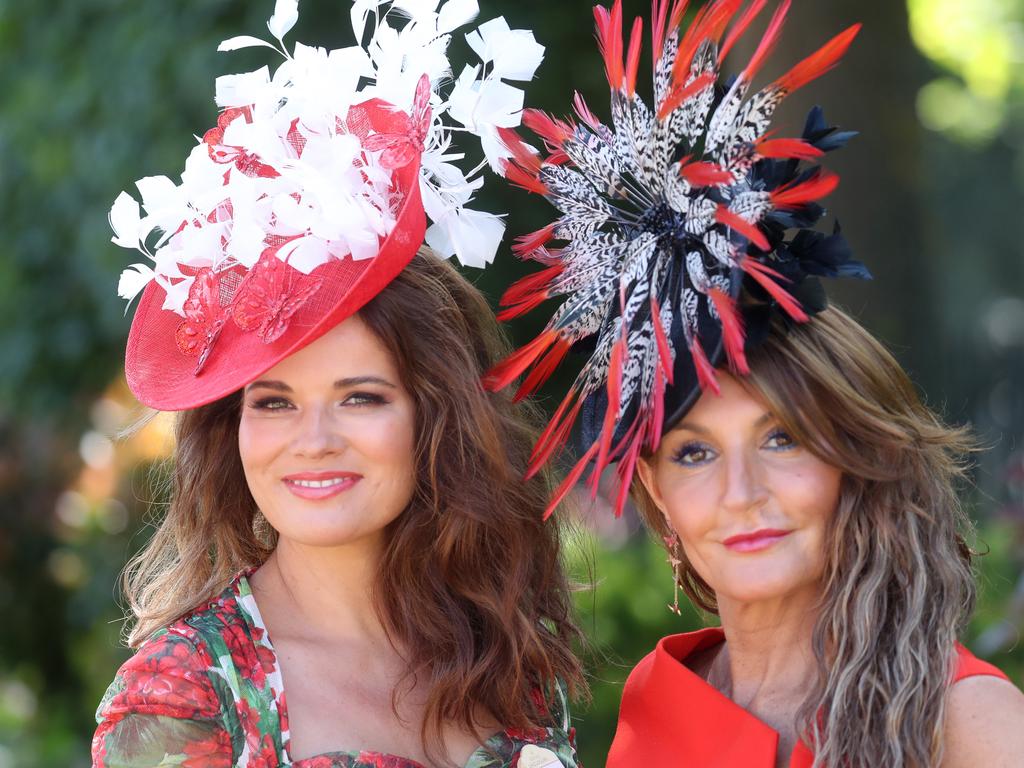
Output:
[92,573,580,767]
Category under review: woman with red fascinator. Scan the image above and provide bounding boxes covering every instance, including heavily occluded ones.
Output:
[92,3,583,767]
[488,1,1024,765]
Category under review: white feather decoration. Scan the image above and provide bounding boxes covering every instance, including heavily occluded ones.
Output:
[111,0,546,315]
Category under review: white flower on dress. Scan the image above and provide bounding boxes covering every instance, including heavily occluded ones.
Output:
[517,744,564,768]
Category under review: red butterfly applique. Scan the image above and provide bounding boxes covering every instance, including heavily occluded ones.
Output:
[231,252,323,344]
[203,106,280,179]
[175,268,228,374]
[362,73,433,169]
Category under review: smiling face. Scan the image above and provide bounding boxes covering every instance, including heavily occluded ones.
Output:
[238,315,417,551]
[637,372,842,608]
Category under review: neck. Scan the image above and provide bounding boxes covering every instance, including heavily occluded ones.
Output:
[711,587,820,709]
[254,534,389,645]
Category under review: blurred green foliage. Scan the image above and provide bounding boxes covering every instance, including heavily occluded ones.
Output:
[1,1,1023,767]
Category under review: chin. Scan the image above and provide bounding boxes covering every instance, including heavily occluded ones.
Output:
[262,498,403,549]
[715,563,821,605]
[273,519,384,548]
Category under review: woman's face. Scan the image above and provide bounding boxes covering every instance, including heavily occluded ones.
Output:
[638,373,842,607]
[238,315,416,550]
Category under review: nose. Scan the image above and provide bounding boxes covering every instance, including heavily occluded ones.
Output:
[290,404,345,458]
[719,447,769,516]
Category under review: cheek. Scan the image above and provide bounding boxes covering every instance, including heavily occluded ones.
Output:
[237,417,283,477]
[775,460,842,531]
[353,407,417,495]
[655,468,718,543]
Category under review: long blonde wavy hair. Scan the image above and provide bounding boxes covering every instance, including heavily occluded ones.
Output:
[633,306,976,768]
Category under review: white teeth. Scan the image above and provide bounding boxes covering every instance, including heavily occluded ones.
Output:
[290,478,345,488]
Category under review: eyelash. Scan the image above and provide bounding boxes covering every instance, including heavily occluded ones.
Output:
[671,429,797,466]
[246,392,388,411]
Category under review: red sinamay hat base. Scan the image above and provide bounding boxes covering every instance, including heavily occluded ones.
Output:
[125,102,425,412]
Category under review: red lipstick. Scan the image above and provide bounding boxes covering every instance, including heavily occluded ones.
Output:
[722,528,792,553]
[282,471,361,500]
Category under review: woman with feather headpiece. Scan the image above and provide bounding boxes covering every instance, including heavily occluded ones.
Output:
[488,1,1024,765]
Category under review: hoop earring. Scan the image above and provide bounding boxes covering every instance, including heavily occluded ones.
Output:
[663,530,683,616]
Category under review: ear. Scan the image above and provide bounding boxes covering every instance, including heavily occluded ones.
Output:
[635,455,669,517]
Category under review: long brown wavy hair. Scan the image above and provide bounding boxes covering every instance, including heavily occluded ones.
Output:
[633,306,976,768]
[122,250,585,762]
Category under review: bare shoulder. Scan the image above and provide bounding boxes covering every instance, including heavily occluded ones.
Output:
[942,675,1024,767]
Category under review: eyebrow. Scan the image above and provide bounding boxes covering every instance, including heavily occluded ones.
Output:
[673,411,774,435]
[245,376,398,393]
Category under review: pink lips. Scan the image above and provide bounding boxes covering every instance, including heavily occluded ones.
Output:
[722,528,792,553]
[282,471,361,500]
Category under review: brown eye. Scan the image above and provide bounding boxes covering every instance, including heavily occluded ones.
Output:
[340,392,387,407]
[765,429,796,450]
[672,442,715,466]
[249,396,292,411]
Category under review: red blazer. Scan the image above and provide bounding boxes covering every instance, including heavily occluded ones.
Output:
[606,627,1009,768]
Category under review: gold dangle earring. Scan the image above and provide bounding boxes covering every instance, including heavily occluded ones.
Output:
[663,529,682,616]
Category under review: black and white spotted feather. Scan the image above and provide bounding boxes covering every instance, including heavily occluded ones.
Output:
[485,0,869,518]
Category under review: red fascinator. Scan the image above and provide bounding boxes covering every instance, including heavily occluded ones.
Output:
[110,0,546,411]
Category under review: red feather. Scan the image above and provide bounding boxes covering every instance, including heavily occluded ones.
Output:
[496,126,541,174]
[709,288,749,374]
[482,330,560,391]
[515,337,572,402]
[690,336,721,394]
[755,137,824,160]
[502,162,549,196]
[496,293,552,322]
[650,297,675,386]
[681,160,733,187]
[774,23,861,94]
[512,223,558,258]
[625,16,644,97]
[668,0,690,30]
[649,364,667,453]
[522,109,572,151]
[715,205,770,251]
[739,0,789,82]
[718,0,768,63]
[596,335,627,479]
[651,0,690,62]
[673,0,742,85]
[499,263,563,307]
[770,171,838,208]
[543,441,599,520]
[613,423,648,517]
[741,258,809,322]
[651,0,670,69]
[572,91,601,130]
[594,1,625,90]
[657,72,715,119]
[528,393,583,478]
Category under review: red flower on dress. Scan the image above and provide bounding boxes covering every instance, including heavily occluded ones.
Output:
[506,726,551,742]
[117,637,220,718]
[221,620,270,689]
[247,733,278,768]
[356,751,418,768]
[182,728,233,768]
[236,697,263,753]
[299,758,337,768]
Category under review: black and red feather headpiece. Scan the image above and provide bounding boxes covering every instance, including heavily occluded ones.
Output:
[484,0,870,518]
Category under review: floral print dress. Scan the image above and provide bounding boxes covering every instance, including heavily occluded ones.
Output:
[93,573,580,768]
